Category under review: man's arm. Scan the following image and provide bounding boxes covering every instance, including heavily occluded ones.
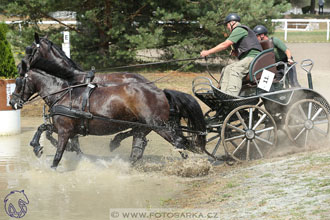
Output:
[200,40,234,57]
[285,49,294,64]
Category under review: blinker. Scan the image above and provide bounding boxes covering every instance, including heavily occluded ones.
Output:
[15,78,23,88]
[25,46,33,55]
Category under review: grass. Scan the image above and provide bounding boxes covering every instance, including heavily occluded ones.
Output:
[273,30,330,43]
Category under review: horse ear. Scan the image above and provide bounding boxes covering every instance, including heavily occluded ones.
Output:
[34,33,40,44]
[21,60,28,75]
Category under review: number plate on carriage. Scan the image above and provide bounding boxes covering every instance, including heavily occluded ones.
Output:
[258,69,275,92]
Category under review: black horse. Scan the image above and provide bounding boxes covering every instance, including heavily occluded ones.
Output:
[20,33,158,153]
[23,33,150,85]
[10,67,206,168]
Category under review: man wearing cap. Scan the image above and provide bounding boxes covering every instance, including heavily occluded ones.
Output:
[253,25,300,87]
[200,13,262,96]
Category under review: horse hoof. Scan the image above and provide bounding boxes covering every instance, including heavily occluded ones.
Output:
[179,151,188,159]
[34,147,43,158]
[109,140,120,152]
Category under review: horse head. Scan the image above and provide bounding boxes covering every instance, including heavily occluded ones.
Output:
[22,33,80,79]
[9,70,35,110]
[10,66,72,110]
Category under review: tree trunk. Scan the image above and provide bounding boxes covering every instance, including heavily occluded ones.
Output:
[310,0,316,14]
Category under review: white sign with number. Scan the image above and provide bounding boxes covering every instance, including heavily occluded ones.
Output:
[6,83,16,106]
[257,69,275,92]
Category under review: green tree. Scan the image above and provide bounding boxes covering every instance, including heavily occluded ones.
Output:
[1,0,290,70]
[0,23,17,79]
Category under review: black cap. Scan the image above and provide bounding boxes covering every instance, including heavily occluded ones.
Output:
[253,25,268,35]
[224,13,241,24]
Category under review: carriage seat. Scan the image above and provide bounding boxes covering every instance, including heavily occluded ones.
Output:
[243,45,281,87]
[260,39,274,50]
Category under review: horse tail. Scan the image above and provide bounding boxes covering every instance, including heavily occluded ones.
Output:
[163,89,206,153]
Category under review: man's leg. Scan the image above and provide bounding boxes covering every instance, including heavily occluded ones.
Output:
[219,57,254,96]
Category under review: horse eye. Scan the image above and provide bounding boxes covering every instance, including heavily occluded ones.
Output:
[25,46,33,55]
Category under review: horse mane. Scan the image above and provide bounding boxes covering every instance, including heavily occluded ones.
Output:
[31,37,84,80]
[33,58,75,80]
[41,38,83,71]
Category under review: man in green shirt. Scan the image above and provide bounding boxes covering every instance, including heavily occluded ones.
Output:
[200,13,262,96]
[253,25,301,87]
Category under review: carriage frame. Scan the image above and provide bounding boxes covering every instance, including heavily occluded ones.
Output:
[191,58,330,162]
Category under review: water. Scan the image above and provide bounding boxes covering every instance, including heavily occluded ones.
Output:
[0,117,192,220]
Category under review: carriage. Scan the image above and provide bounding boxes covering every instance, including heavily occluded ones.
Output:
[191,57,330,162]
[10,33,330,168]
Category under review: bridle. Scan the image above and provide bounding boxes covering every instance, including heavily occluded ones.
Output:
[11,74,30,109]
[25,42,41,69]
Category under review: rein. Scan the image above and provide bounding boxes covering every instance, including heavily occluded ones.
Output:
[22,83,91,106]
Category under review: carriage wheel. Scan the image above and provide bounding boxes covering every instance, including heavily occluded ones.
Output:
[221,105,277,162]
[203,110,226,160]
[285,99,330,148]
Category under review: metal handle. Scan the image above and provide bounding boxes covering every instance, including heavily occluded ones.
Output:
[301,59,314,89]
[301,59,314,74]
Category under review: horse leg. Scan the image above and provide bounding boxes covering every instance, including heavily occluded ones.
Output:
[46,131,82,155]
[69,136,82,154]
[30,124,49,158]
[129,130,150,164]
[51,133,70,169]
[109,129,134,152]
[155,129,189,159]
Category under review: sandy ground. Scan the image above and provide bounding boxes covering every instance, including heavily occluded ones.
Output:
[19,43,330,219]
[164,43,330,219]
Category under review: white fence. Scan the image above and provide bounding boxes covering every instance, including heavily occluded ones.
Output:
[272,19,330,41]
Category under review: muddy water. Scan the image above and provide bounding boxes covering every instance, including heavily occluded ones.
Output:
[0,117,192,220]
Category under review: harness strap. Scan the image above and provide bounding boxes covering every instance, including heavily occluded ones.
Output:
[49,105,206,135]
[80,83,96,135]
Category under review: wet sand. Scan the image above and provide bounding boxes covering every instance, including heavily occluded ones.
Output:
[0,117,195,220]
[0,43,329,219]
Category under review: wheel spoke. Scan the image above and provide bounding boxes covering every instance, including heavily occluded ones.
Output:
[252,113,267,130]
[298,104,308,120]
[255,135,274,146]
[212,136,222,155]
[255,126,275,134]
[308,102,313,119]
[232,138,247,156]
[294,127,306,141]
[313,126,328,136]
[207,134,221,142]
[287,123,305,129]
[311,108,324,121]
[248,108,253,129]
[227,123,245,133]
[224,134,245,142]
[304,130,309,147]
[236,111,248,130]
[314,120,329,125]
[252,139,264,158]
[246,140,251,160]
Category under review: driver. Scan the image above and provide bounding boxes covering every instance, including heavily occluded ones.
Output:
[200,13,262,96]
[253,25,301,87]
